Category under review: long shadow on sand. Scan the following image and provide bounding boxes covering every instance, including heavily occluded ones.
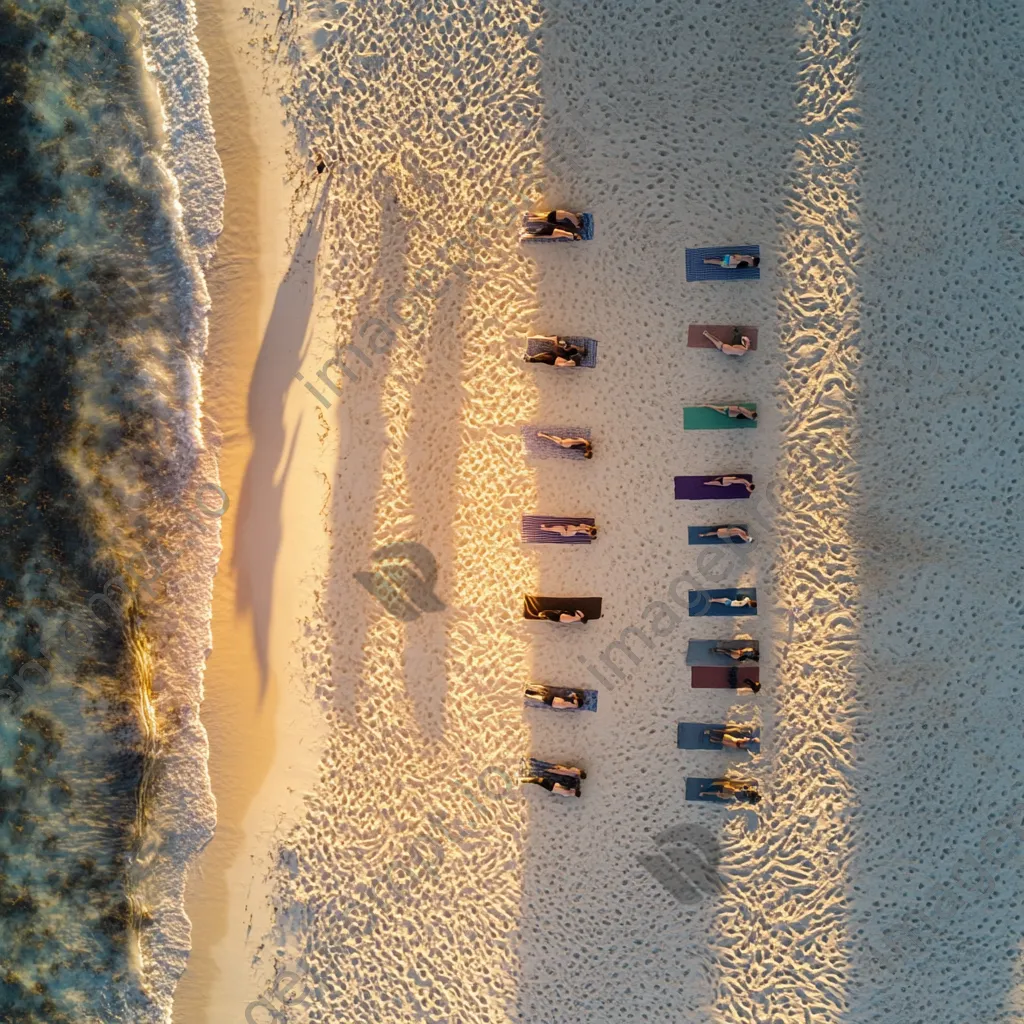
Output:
[232,185,330,697]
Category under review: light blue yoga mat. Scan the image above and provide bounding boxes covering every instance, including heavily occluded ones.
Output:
[688,588,757,617]
[524,336,598,368]
[677,723,760,752]
[521,426,592,460]
[687,525,751,546]
[521,515,596,545]
[521,212,595,242]
[683,405,758,430]
[686,639,760,666]
[685,246,760,281]
[524,686,598,712]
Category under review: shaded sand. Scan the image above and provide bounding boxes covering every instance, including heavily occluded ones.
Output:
[176,0,1024,1022]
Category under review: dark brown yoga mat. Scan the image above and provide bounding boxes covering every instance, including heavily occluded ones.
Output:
[687,325,759,351]
[523,595,603,622]
[690,666,760,689]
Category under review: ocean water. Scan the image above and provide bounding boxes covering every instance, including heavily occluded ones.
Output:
[0,0,222,1020]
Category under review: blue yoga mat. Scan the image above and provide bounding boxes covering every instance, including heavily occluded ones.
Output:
[674,475,753,500]
[521,212,595,242]
[688,588,757,617]
[524,686,598,712]
[685,246,760,282]
[524,336,598,368]
[521,426,592,460]
[521,515,596,545]
[687,525,751,546]
[686,639,760,666]
[677,723,760,752]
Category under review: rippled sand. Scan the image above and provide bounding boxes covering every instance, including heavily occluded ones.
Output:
[186,0,1024,1021]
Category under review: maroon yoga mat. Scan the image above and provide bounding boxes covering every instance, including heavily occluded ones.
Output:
[690,666,760,689]
[687,325,759,351]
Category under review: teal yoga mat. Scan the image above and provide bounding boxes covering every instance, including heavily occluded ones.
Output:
[684,405,758,430]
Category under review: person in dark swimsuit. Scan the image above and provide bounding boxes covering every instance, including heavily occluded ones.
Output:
[525,685,584,709]
[534,608,587,624]
[524,338,587,366]
[711,645,759,662]
[524,210,583,239]
[728,667,761,693]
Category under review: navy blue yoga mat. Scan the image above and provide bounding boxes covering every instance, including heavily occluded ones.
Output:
[686,639,760,666]
[677,723,760,752]
[688,588,757,617]
[687,525,752,545]
[674,475,753,500]
[521,515,596,545]
[685,246,760,281]
[522,426,592,460]
[524,686,598,711]
[524,336,598,367]
[521,212,595,242]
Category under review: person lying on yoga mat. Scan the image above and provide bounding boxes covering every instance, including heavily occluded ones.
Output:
[727,666,761,692]
[522,775,580,797]
[710,595,757,608]
[524,338,587,367]
[703,253,760,269]
[711,644,759,661]
[706,404,758,421]
[525,685,584,708]
[699,526,753,543]
[702,328,752,355]
[705,475,755,493]
[546,763,586,779]
[535,608,587,624]
[705,726,758,750]
[540,522,597,538]
[700,778,761,803]
[730,675,761,693]
[536,432,593,458]
[524,210,584,240]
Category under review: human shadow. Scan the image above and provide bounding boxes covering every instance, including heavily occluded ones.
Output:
[232,182,330,698]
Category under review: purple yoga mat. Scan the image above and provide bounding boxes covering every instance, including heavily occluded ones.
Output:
[687,325,758,350]
[674,475,753,500]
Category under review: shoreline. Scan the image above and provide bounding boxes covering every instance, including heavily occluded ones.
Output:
[172,0,327,1018]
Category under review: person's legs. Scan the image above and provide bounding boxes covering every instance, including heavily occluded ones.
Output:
[525,351,557,364]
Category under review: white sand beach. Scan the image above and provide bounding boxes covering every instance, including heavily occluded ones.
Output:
[172,0,1024,1022]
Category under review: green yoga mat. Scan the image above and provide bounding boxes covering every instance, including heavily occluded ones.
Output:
[684,404,758,430]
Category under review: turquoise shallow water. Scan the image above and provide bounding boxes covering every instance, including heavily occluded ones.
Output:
[0,1,218,1019]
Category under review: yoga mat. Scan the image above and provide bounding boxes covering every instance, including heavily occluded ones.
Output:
[684,405,758,430]
[524,595,603,622]
[677,723,760,751]
[525,336,598,368]
[686,639,760,666]
[687,525,752,545]
[521,425,592,460]
[688,588,757,617]
[524,686,599,712]
[686,324,759,350]
[674,475,753,500]
[685,246,760,282]
[690,666,760,689]
[521,211,595,242]
[686,777,757,802]
[521,515,596,545]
